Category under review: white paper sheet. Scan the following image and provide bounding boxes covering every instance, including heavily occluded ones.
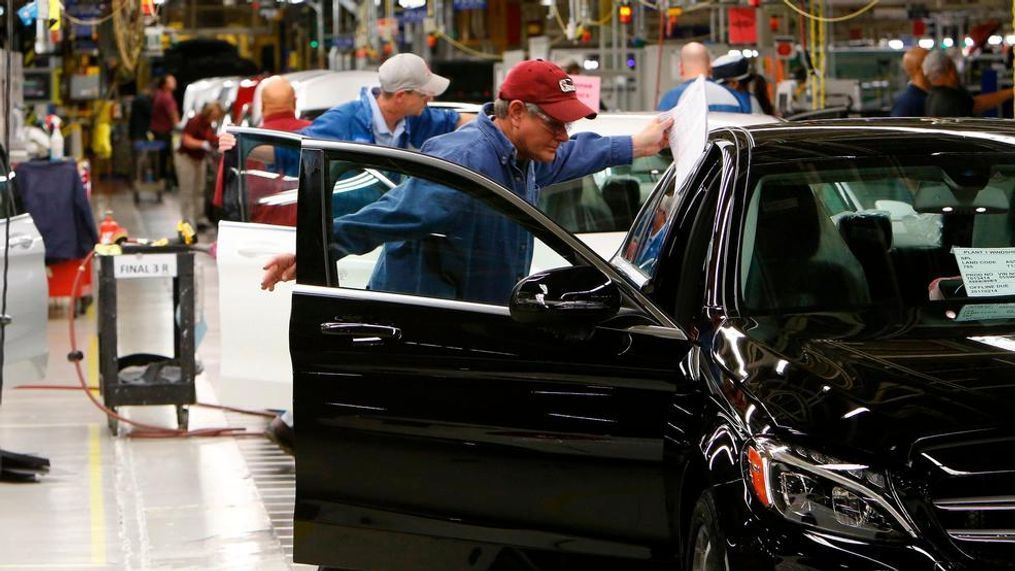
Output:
[953,247,1015,297]
[669,75,709,193]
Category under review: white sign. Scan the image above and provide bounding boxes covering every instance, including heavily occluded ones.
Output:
[669,75,709,192]
[113,253,178,280]
[957,303,1015,322]
[953,247,1015,297]
[571,74,600,114]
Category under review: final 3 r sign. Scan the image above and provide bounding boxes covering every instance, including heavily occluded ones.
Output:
[113,253,178,279]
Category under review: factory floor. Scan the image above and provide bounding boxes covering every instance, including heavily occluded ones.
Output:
[0,180,311,570]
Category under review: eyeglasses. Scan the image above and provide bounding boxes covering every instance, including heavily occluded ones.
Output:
[526,104,572,136]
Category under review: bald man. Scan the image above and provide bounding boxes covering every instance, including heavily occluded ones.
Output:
[890,47,930,117]
[259,75,311,131]
[657,42,752,113]
[212,76,309,218]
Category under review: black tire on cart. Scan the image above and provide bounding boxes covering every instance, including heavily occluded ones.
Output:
[107,407,118,436]
[156,190,163,204]
[176,405,189,431]
[133,190,140,205]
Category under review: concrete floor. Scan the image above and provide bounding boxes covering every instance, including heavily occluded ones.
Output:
[0,180,310,570]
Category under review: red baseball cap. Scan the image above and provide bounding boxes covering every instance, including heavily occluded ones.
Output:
[498,60,597,122]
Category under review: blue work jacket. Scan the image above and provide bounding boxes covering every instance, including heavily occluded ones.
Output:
[331,105,634,305]
[301,87,460,149]
[657,79,752,113]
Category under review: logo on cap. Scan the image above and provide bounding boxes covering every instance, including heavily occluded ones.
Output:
[559,78,576,93]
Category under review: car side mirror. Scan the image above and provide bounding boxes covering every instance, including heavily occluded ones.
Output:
[509,266,621,326]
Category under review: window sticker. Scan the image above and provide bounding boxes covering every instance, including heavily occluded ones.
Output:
[953,247,1015,297]
[956,303,1015,321]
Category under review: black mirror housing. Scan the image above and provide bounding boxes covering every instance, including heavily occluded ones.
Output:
[509,266,621,326]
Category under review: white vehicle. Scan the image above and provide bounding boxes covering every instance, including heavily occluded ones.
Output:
[215,111,778,409]
[178,76,240,128]
[1,153,48,386]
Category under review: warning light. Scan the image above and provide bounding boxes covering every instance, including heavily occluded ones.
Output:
[618,4,632,24]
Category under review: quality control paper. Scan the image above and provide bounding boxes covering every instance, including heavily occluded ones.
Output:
[670,75,709,193]
[953,247,1015,297]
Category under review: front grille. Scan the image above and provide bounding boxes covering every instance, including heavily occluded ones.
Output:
[919,436,1015,567]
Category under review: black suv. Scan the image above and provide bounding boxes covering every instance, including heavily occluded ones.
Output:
[253,119,1015,570]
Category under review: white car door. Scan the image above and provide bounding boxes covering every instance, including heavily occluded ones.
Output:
[1,172,48,387]
[216,128,389,410]
[217,128,303,410]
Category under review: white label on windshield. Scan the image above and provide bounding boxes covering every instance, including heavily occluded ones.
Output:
[953,247,1015,297]
[956,303,1015,321]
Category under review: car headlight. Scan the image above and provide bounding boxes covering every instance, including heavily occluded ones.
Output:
[745,439,917,541]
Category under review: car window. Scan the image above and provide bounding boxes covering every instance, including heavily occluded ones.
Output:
[741,154,1015,314]
[321,153,580,306]
[537,154,670,233]
[238,141,302,226]
[622,147,718,278]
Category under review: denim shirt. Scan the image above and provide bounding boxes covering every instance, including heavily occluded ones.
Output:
[331,104,634,305]
[301,87,459,150]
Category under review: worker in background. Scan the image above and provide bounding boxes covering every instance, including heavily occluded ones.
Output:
[303,53,473,146]
[150,74,180,193]
[711,53,770,114]
[261,60,672,301]
[175,102,222,231]
[890,47,929,116]
[923,49,1015,117]
[657,42,751,113]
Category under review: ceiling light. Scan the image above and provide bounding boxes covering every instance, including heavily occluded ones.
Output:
[918,38,934,49]
[888,39,904,50]
[988,35,1003,46]
[964,37,975,47]
[942,38,954,48]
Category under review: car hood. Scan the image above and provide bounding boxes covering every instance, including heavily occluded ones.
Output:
[710,308,1015,463]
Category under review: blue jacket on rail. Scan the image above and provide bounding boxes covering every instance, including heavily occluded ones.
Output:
[330,104,633,305]
[301,87,460,149]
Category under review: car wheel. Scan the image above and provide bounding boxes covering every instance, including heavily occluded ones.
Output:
[686,490,729,571]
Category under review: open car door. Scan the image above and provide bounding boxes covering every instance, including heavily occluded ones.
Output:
[216,127,304,410]
[291,140,695,569]
[1,156,48,389]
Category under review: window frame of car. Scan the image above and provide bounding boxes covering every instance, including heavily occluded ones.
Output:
[295,138,680,328]
[223,126,306,223]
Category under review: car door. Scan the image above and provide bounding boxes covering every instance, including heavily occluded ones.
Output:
[216,127,396,410]
[291,140,695,568]
[1,157,48,389]
[216,127,305,410]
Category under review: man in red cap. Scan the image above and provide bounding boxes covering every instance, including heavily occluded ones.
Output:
[262,59,671,303]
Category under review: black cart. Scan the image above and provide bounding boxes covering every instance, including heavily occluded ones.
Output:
[97,246,196,434]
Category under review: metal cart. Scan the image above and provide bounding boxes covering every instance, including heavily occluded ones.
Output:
[97,246,196,434]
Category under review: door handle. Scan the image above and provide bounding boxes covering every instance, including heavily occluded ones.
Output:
[0,314,11,326]
[237,245,288,258]
[8,234,33,249]
[320,322,402,341]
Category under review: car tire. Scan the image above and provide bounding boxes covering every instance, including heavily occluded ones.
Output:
[686,490,729,571]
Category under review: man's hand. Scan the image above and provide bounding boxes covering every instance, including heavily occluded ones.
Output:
[218,132,237,152]
[261,253,296,291]
[631,115,674,158]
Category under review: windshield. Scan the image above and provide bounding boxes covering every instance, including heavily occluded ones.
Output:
[538,154,670,233]
[741,154,1015,322]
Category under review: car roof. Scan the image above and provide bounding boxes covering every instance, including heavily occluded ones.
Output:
[571,111,781,137]
[728,118,1015,165]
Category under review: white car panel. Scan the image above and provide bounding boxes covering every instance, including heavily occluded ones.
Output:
[2,213,48,385]
[215,220,295,410]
